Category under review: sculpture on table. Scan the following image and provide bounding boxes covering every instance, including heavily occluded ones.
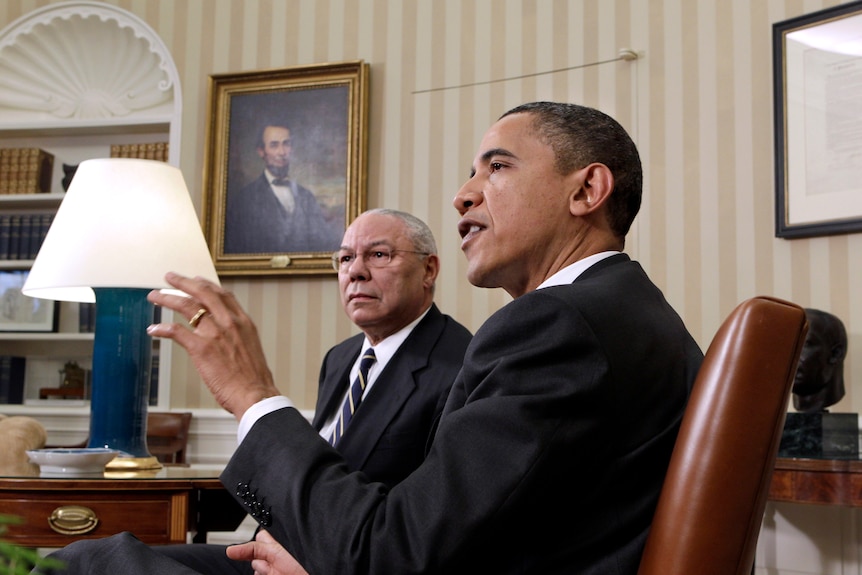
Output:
[0,414,46,476]
[779,308,855,458]
[792,308,847,413]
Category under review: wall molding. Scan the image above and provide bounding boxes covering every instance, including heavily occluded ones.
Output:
[3,406,314,466]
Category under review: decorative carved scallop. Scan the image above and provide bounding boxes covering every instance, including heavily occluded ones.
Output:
[0,2,177,121]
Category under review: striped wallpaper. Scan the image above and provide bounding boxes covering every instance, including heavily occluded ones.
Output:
[3,0,856,413]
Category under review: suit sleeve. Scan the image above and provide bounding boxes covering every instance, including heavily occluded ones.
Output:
[221,292,619,574]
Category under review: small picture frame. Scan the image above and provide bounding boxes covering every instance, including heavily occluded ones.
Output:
[202,61,369,276]
[0,270,57,332]
[773,1,862,238]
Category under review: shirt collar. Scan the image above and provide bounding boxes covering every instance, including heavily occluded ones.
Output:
[358,305,432,373]
[536,251,621,290]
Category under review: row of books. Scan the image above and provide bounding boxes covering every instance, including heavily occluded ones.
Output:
[78,302,96,333]
[0,354,160,405]
[0,356,25,404]
[110,142,169,162]
[0,148,54,195]
[0,213,54,260]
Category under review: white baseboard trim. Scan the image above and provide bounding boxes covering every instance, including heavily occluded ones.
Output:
[3,406,315,466]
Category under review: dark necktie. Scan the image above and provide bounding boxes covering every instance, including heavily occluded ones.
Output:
[330,348,376,445]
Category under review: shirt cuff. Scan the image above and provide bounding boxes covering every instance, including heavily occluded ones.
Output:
[237,395,294,444]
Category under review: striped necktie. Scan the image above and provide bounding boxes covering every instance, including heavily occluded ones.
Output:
[330,348,376,445]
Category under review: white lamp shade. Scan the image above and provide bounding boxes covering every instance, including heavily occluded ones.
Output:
[22,158,220,302]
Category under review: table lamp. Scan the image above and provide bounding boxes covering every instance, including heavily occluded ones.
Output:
[22,158,220,470]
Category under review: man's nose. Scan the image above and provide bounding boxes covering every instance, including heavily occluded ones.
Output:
[347,255,371,280]
[453,179,482,215]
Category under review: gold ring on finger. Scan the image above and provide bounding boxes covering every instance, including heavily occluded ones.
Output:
[189,308,209,328]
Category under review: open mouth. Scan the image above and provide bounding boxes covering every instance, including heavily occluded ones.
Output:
[458,221,484,242]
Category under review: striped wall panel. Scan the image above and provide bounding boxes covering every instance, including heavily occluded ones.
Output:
[4,0,855,414]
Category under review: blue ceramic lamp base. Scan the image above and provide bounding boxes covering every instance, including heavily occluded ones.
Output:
[87,287,161,470]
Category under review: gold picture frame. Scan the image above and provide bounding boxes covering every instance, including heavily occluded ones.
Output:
[202,61,369,276]
[773,1,862,238]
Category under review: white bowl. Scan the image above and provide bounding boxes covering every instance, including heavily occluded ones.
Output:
[26,448,119,475]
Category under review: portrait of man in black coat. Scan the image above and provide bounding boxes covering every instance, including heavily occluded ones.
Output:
[223,120,342,255]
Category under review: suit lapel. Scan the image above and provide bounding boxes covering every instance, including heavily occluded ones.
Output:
[336,305,447,469]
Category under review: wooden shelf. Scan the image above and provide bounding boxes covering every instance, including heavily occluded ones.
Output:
[0,2,181,411]
[0,118,171,138]
[0,193,65,209]
[0,260,34,270]
[0,332,93,341]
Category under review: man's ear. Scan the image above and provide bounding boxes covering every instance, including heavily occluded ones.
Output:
[423,253,440,288]
[570,163,614,217]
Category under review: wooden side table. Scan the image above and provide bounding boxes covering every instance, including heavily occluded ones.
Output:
[769,457,862,507]
[0,467,245,547]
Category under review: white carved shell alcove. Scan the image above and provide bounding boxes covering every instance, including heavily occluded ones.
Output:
[0,1,180,124]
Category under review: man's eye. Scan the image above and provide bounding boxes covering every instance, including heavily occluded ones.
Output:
[340,254,354,264]
[490,162,504,172]
[370,251,388,260]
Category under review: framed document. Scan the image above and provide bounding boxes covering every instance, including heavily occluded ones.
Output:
[774,1,862,238]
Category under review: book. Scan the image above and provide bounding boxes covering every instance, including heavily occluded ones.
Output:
[7,214,20,259]
[37,213,53,255]
[79,302,96,333]
[0,214,10,260]
[0,148,54,194]
[26,214,42,258]
[17,215,31,259]
[0,355,26,404]
[110,142,169,163]
[0,213,55,260]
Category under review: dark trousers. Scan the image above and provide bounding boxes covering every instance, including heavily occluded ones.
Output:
[33,532,254,575]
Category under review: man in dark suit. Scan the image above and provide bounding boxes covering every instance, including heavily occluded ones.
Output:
[33,210,469,575]
[223,122,341,254]
[311,208,472,488]
[311,307,468,488]
[42,102,703,574]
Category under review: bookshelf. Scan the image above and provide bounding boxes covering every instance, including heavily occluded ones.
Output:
[0,2,183,418]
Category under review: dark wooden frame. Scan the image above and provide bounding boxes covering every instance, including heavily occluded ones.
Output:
[774,1,862,238]
[0,270,56,332]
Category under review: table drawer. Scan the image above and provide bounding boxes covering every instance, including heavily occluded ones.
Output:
[0,490,189,546]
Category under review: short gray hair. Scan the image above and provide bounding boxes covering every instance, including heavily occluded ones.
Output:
[364,208,437,255]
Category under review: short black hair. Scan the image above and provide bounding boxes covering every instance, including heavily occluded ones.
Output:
[500,102,642,238]
[256,120,292,149]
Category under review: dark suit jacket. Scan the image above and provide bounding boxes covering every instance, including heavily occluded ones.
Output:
[222,254,704,575]
[223,174,341,254]
[311,303,473,488]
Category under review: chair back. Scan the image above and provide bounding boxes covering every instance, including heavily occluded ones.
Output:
[146,411,192,464]
[637,296,808,575]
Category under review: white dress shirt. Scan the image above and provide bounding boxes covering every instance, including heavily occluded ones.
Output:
[237,306,431,444]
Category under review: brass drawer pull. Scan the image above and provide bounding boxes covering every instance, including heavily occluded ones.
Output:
[48,505,99,535]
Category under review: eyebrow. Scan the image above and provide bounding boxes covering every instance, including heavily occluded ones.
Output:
[338,239,391,252]
[470,147,517,178]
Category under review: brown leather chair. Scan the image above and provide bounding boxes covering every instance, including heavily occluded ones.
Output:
[638,296,808,575]
[146,411,193,464]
